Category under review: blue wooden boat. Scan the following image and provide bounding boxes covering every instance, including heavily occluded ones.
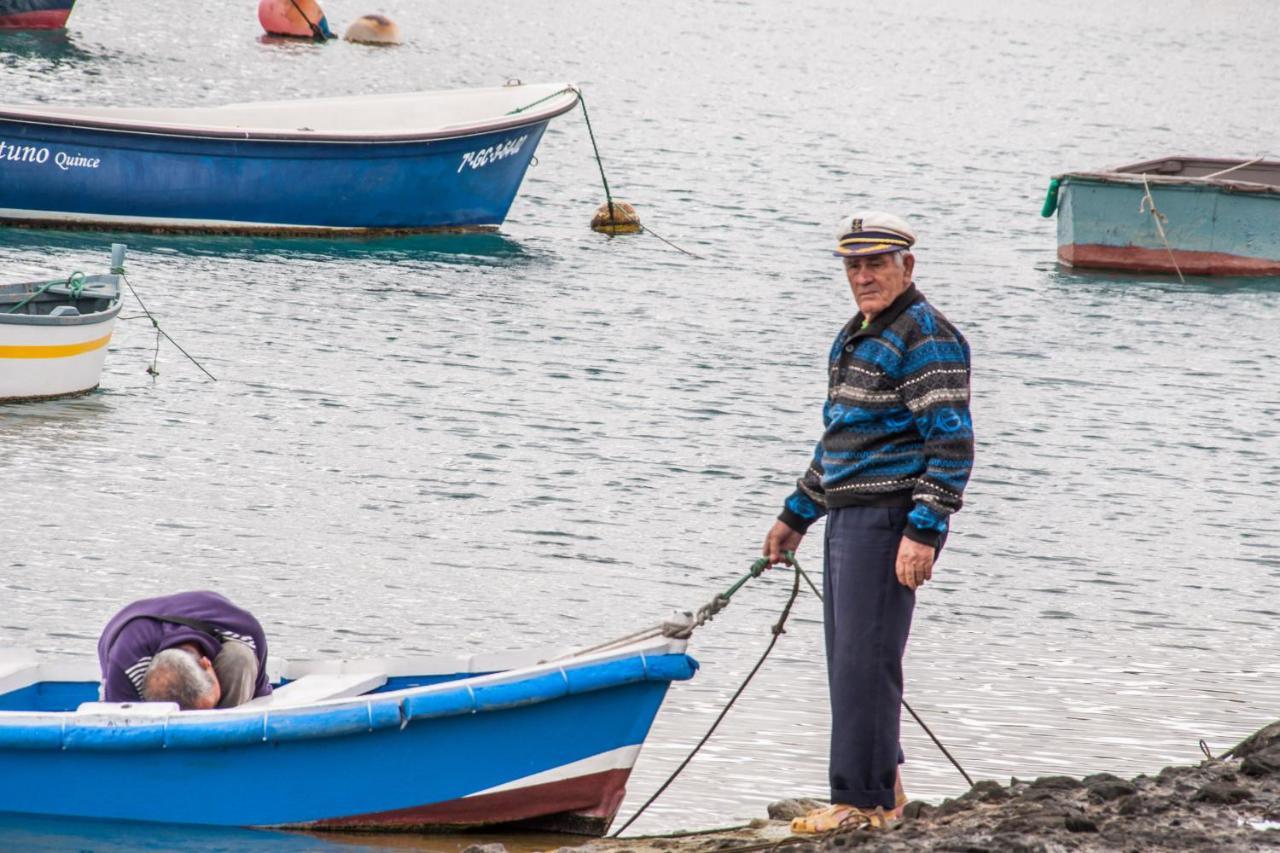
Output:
[0,83,579,235]
[1045,156,1280,276]
[0,635,696,834]
[0,0,75,29]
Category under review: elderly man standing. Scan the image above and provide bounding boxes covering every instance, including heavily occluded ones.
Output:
[763,213,974,832]
[97,590,272,710]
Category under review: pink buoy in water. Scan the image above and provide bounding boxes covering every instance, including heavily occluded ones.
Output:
[257,0,333,39]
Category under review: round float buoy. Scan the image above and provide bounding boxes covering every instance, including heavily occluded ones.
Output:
[258,0,332,39]
[590,201,641,235]
[344,14,401,45]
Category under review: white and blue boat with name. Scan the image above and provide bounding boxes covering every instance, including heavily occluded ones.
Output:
[1045,155,1280,277]
[1,244,123,403]
[0,633,696,834]
[0,83,579,235]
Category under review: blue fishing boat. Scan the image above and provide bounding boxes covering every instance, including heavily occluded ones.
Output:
[0,0,75,29]
[1044,156,1280,276]
[0,635,696,833]
[0,83,579,235]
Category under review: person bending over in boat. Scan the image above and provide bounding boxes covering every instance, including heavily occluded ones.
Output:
[761,212,974,833]
[97,590,272,710]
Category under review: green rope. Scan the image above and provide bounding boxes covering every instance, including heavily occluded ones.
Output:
[505,86,703,258]
[505,87,618,227]
[118,272,218,382]
[504,86,575,116]
[612,549,974,836]
[573,88,618,229]
[611,557,804,837]
[5,272,85,315]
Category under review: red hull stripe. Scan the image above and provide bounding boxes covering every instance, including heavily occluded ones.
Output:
[300,767,631,830]
[1060,243,1280,277]
[0,10,72,28]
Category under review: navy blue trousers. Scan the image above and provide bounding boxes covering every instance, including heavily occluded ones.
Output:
[823,505,932,810]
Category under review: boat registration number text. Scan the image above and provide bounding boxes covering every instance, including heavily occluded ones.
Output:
[458,135,528,173]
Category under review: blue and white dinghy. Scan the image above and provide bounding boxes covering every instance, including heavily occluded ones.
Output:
[0,83,579,235]
[0,632,697,834]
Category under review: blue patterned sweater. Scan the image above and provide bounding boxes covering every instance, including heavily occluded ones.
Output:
[779,285,974,546]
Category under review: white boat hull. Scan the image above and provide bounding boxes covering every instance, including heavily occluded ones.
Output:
[1,249,124,403]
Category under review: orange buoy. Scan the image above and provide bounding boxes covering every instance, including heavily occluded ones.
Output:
[344,14,401,45]
[258,0,332,39]
[590,201,641,235]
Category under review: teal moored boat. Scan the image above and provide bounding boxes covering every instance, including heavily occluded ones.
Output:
[1043,156,1280,277]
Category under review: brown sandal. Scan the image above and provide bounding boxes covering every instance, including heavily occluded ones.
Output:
[790,803,891,834]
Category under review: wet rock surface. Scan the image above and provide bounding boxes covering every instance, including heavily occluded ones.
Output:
[583,719,1280,853]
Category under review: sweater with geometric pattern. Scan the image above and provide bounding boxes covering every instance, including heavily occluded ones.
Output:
[779,284,974,547]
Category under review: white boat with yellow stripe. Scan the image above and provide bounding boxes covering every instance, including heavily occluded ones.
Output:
[0,244,123,403]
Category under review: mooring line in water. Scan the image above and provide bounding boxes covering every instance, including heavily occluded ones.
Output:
[506,85,703,259]
[799,567,976,790]
[609,551,976,836]
[572,87,704,260]
[117,271,217,382]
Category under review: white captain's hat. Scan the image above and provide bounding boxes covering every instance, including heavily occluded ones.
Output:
[833,211,916,257]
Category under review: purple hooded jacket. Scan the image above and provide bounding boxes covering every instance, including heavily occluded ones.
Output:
[97,590,272,702]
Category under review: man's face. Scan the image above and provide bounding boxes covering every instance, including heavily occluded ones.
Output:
[843,251,914,320]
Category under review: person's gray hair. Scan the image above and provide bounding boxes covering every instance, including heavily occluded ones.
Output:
[889,250,909,268]
[141,649,217,710]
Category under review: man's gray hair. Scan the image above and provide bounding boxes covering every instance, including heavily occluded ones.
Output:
[889,250,909,268]
[142,649,216,710]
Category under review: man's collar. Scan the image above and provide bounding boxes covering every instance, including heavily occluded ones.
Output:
[851,284,923,339]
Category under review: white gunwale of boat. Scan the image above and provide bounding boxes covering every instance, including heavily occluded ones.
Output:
[0,83,580,144]
[1055,155,1280,193]
[0,273,121,327]
[0,633,689,722]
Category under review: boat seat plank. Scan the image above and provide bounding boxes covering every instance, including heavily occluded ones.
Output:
[240,672,387,709]
[0,663,40,697]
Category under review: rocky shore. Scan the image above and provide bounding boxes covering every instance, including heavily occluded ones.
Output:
[531,720,1280,853]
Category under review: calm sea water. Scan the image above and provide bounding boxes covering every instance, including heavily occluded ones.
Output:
[3,0,1279,847]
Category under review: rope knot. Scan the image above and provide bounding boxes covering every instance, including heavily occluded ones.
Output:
[693,594,730,629]
[660,610,697,640]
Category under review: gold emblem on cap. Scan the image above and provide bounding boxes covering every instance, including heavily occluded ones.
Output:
[851,218,863,232]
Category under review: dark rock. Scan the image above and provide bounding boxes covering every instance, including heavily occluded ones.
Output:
[1082,772,1125,786]
[962,780,1011,803]
[1156,764,1193,783]
[1087,778,1137,802]
[1116,794,1144,816]
[1241,744,1280,777]
[994,813,1065,833]
[1064,814,1098,833]
[1227,720,1280,759]
[901,800,935,820]
[1028,774,1083,791]
[1191,780,1252,804]
[937,797,976,816]
[1019,787,1066,802]
[766,798,827,820]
